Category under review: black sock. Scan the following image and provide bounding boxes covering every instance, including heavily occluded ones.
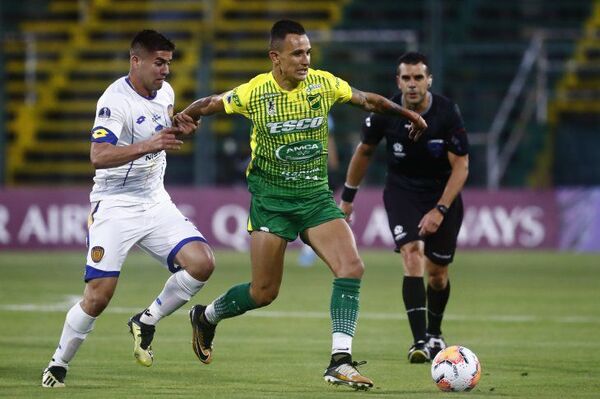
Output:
[427,280,450,336]
[403,276,426,344]
[330,352,351,367]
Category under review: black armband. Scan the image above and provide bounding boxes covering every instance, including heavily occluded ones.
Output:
[341,183,359,203]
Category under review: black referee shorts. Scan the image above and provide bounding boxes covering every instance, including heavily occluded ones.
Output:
[383,185,463,266]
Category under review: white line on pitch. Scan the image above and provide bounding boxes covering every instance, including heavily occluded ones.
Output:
[0,297,598,324]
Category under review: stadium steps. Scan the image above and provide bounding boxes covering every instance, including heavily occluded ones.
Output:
[211,0,349,93]
[529,1,600,186]
[5,0,204,185]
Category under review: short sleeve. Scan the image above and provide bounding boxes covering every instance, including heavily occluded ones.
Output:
[223,82,252,118]
[91,94,128,144]
[446,103,469,156]
[361,113,385,145]
[319,70,352,104]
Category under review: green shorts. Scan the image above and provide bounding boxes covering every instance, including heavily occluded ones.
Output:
[247,191,345,242]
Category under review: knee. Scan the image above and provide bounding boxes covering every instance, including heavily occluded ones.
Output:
[81,290,111,317]
[428,271,448,291]
[250,284,279,307]
[184,251,216,281]
[400,243,424,275]
[337,256,364,279]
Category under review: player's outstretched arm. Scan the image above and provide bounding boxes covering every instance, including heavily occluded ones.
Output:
[176,93,227,123]
[90,127,183,169]
[348,87,427,140]
[172,113,199,135]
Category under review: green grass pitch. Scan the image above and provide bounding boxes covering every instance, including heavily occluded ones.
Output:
[0,250,599,398]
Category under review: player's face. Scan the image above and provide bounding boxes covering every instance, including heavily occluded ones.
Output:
[132,50,172,96]
[274,34,311,84]
[396,62,431,110]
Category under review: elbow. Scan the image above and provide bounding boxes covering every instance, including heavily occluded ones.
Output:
[90,157,104,169]
[357,143,375,158]
[90,152,107,169]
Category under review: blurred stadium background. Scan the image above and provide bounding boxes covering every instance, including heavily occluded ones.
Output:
[1,0,599,252]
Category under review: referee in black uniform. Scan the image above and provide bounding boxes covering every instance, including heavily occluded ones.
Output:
[339,52,469,363]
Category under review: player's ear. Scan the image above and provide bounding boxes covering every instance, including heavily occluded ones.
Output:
[427,75,433,88]
[130,54,141,69]
[268,50,280,65]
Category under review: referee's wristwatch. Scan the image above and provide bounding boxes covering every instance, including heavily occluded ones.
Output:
[435,204,449,216]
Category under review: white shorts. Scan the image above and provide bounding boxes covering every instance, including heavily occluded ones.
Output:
[85,199,207,281]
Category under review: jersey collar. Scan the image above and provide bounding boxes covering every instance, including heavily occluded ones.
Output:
[125,76,158,100]
[401,91,432,116]
[269,71,308,93]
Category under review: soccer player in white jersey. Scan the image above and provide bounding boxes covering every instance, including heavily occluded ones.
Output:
[42,30,214,388]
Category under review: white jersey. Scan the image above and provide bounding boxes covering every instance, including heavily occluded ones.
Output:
[89,76,174,203]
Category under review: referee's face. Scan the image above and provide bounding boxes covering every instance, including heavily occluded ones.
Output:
[397,62,431,112]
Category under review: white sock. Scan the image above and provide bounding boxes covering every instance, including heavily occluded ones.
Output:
[49,302,96,368]
[332,332,353,355]
[140,270,205,325]
[204,302,218,325]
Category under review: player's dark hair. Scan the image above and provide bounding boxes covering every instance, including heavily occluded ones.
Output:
[270,20,306,50]
[397,52,430,74]
[130,29,175,55]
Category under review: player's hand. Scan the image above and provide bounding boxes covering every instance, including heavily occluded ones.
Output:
[173,112,199,135]
[339,200,355,224]
[145,128,184,152]
[418,208,444,237]
[408,112,427,141]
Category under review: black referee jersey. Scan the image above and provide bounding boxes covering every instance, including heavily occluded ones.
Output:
[361,92,469,193]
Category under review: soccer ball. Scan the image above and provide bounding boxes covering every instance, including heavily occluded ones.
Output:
[431,345,481,392]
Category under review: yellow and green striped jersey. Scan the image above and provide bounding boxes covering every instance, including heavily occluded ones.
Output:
[223,68,352,198]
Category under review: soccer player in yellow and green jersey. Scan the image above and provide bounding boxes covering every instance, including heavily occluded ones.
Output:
[174,19,427,391]
[223,68,349,198]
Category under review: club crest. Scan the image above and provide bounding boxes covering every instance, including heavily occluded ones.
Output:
[91,246,105,263]
[306,93,322,110]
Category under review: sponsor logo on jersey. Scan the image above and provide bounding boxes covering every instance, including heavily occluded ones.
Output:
[259,92,280,100]
[136,116,146,124]
[145,151,161,161]
[91,246,105,263]
[266,116,324,134]
[281,167,320,181]
[275,139,322,162]
[155,124,164,132]
[306,83,322,92]
[98,107,111,118]
[306,93,322,110]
